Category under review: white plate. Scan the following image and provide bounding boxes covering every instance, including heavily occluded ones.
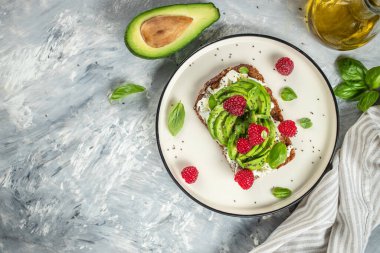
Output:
[156,34,338,216]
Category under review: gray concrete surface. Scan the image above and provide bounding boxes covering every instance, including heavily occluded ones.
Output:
[0,0,379,252]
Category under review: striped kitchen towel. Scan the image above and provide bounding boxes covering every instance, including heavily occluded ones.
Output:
[251,106,380,253]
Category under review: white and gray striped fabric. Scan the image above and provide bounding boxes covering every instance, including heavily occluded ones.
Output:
[251,106,380,253]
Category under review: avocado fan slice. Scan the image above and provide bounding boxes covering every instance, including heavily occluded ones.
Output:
[231,81,256,90]
[214,85,248,98]
[237,155,267,170]
[237,119,269,160]
[243,79,271,115]
[214,111,229,145]
[218,93,248,104]
[233,80,270,114]
[227,132,239,160]
[207,105,224,139]
[125,3,220,59]
[205,77,276,170]
[227,119,247,160]
[223,115,238,138]
[242,119,276,160]
[250,120,276,159]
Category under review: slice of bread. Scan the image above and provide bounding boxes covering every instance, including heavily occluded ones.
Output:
[193,64,295,176]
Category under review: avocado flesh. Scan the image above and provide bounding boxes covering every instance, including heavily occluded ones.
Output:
[218,93,248,104]
[237,156,267,170]
[125,3,220,59]
[238,119,274,161]
[207,105,224,139]
[206,76,276,171]
[223,115,238,138]
[243,79,271,115]
[227,132,239,160]
[227,119,247,160]
[214,86,249,100]
[218,80,270,114]
[214,111,229,145]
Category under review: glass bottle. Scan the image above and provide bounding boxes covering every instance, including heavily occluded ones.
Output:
[306,0,380,50]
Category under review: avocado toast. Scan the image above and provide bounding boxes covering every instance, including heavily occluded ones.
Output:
[194,64,296,180]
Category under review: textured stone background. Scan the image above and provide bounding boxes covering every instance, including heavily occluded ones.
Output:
[0,0,379,252]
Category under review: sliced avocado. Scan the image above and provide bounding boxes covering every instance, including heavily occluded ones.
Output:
[248,111,270,123]
[238,120,267,161]
[227,132,238,160]
[214,111,229,145]
[218,92,248,104]
[231,81,255,90]
[243,79,271,115]
[214,86,248,101]
[223,115,238,138]
[233,118,248,135]
[207,105,224,139]
[125,3,220,59]
[227,119,246,160]
[204,76,278,171]
[253,120,275,157]
[238,119,275,162]
[239,156,267,170]
[246,86,258,110]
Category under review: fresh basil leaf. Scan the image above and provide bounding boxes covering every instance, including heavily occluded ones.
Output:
[267,142,287,169]
[299,118,312,129]
[109,83,145,101]
[345,80,368,90]
[280,87,297,101]
[350,91,368,101]
[334,82,364,100]
[357,91,379,112]
[239,66,249,74]
[168,102,185,136]
[208,94,217,110]
[272,187,292,199]
[337,57,367,81]
[365,66,380,89]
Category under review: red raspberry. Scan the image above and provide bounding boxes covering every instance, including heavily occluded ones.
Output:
[181,166,198,184]
[275,57,294,76]
[248,124,269,146]
[234,168,254,190]
[223,95,246,116]
[278,120,297,137]
[236,138,252,154]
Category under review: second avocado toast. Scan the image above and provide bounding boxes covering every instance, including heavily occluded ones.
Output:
[194,64,296,180]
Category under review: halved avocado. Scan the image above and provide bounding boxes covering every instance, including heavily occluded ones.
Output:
[125,3,220,59]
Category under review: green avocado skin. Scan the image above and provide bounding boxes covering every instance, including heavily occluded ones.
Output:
[124,3,220,59]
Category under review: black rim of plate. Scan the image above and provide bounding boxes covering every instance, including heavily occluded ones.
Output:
[155,34,340,217]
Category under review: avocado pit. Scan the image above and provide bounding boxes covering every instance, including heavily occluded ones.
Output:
[140,15,193,48]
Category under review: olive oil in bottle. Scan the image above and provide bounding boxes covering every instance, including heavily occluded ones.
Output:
[307,0,380,50]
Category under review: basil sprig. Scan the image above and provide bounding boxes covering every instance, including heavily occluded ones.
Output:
[109,83,145,101]
[334,57,380,112]
[267,142,287,169]
[168,102,185,136]
[272,187,292,199]
[299,118,312,129]
[280,87,297,101]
